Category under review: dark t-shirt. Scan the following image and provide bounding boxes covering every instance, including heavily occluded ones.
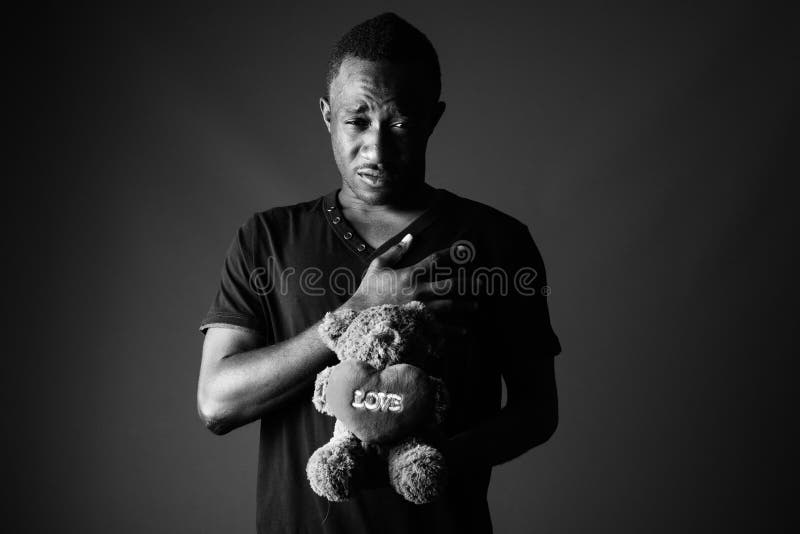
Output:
[200,186,561,534]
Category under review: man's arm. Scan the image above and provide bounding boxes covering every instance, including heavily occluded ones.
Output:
[197,320,334,435]
[445,224,560,468]
[444,354,558,469]
[197,235,464,435]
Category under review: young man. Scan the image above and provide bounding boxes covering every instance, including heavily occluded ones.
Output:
[197,12,561,533]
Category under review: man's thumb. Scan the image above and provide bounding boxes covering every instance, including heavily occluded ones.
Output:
[373,233,413,268]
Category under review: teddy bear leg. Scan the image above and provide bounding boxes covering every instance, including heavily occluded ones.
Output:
[387,438,447,504]
[306,421,363,502]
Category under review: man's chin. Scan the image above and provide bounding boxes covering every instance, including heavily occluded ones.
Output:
[343,172,425,205]
[352,187,395,206]
[350,175,402,204]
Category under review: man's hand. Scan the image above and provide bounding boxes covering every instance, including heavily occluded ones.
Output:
[344,234,479,337]
[198,235,477,435]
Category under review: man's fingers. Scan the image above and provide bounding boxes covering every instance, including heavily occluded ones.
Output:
[371,233,413,268]
[438,323,469,338]
[416,278,456,299]
[410,245,462,273]
[424,298,479,316]
[417,277,480,299]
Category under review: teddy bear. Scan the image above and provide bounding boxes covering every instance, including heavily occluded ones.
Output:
[306,300,450,505]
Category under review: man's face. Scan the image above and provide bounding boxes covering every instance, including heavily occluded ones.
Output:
[320,57,445,205]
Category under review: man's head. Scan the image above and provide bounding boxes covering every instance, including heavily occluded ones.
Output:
[320,13,446,205]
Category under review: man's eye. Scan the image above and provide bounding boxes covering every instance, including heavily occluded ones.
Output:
[345,119,368,128]
[392,122,408,129]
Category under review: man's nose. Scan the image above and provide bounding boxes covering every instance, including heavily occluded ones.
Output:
[360,125,389,162]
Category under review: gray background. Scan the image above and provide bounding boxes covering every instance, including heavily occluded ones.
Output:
[15,2,796,533]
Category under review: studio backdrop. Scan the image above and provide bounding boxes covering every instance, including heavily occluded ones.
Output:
[15,2,795,533]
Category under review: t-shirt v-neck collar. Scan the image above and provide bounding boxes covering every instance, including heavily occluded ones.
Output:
[321,186,445,264]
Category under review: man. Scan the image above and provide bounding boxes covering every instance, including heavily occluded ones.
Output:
[197,12,561,534]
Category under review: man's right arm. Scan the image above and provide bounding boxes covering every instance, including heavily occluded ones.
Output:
[197,318,336,435]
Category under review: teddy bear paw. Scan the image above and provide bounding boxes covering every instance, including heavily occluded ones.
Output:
[387,440,447,504]
[306,441,363,502]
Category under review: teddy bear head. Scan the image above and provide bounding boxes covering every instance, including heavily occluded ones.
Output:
[318,301,438,370]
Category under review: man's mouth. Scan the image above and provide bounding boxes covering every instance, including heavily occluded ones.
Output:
[357,171,389,186]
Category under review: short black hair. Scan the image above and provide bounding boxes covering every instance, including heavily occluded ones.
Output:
[325,12,441,102]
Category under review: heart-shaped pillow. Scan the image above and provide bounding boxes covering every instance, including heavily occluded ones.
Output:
[326,360,435,444]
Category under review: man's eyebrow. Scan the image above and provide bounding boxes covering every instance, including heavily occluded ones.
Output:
[342,104,417,117]
[344,104,369,113]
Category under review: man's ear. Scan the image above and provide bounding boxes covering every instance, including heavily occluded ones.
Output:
[320,97,332,133]
[318,307,359,351]
[429,100,446,133]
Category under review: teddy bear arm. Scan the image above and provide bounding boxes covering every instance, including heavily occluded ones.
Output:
[318,308,360,351]
[312,365,337,415]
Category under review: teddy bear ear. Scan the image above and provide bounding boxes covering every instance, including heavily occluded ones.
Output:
[318,307,359,350]
[403,300,435,323]
[402,301,426,313]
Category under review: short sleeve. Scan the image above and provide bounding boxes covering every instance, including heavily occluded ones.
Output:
[489,223,561,359]
[199,217,268,336]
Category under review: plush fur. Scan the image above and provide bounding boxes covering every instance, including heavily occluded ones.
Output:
[387,438,447,504]
[306,301,449,504]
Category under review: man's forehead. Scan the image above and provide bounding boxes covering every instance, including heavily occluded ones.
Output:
[335,56,399,83]
[335,93,425,116]
[330,56,432,109]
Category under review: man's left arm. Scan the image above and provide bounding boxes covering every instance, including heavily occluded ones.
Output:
[444,354,558,468]
[444,223,561,469]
